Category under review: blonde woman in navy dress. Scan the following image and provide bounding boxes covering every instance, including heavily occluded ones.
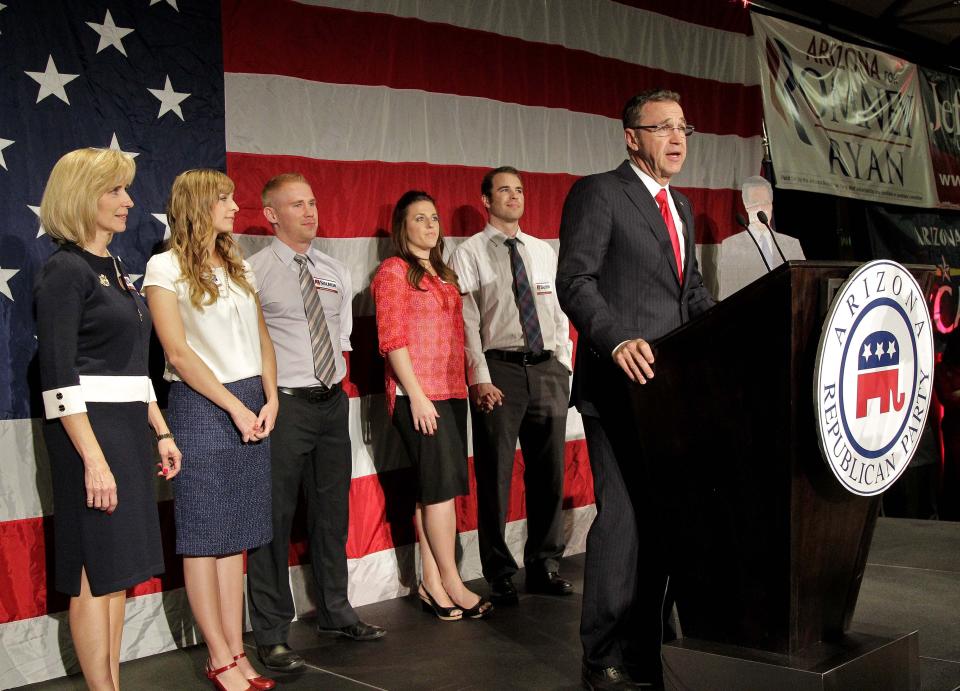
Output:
[145,170,278,691]
[35,148,182,691]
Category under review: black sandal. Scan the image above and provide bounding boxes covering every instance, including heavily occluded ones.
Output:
[455,595,494,620]
[418,582,463,621]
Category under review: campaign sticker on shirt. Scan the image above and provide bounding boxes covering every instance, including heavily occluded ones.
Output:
[314,277,339,294]
[535,281,553,295]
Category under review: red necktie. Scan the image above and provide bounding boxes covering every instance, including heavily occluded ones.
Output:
[655,188,683,281]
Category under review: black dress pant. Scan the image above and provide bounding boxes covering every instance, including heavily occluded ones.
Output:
[247,389,357,645]
[579,406,675,682]
[471,355,569,582]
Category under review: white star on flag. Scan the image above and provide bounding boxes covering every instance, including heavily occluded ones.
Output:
[108,133,139,159]
[29,204,45,238]
[876,342,885,357]
[152,213,171,240]
[862,343,872,361]
[0,266,20,301]
[0,137,12,170]
[150,0,179,10]
[148,76,190,120]
[888,341,897,357]
[87,10,135,57]
[26,56,80,105]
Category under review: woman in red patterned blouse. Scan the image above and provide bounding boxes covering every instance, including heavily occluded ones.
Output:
[372,190,492,621]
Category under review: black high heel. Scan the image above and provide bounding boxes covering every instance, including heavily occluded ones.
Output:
[418,582,463,621]
[455,595,494,620]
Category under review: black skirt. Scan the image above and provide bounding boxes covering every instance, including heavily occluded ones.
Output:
[44,401,164,597]
[392,397,468,504]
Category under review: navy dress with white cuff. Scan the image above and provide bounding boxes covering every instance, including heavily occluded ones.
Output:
[35,243,164,597]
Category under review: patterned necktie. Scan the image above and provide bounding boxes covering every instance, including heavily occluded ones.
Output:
[503,238,545,354]
[655,188,683,281]
[294,254,337,386]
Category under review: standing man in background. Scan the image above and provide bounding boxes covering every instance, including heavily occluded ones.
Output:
[557,91,715,689]
[715,175,804,299]
[451,166,574,606]
[247,173,385,673]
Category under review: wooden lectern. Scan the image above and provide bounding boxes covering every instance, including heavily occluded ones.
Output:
[629,262,932,690]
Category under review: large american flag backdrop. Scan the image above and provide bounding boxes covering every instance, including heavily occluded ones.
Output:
[0,0,761,685]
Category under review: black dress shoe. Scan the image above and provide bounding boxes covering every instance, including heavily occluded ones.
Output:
[490,576,519,605]
[317,620,386,641]
[526,571,573,596]
[581,663,638,690]
[256,643,304,672]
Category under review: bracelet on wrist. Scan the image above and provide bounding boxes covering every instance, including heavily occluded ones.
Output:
[156,432,175,442]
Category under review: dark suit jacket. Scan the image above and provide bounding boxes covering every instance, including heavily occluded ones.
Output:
[556,160,715,416]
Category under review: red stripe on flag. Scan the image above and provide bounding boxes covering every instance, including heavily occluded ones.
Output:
[228,153,743,244]
[221,0,760,138]
[0,441,592,623]
[0,501,181,625]
[339,439,594,560]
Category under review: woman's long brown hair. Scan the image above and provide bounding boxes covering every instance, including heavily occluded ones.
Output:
[390,190,459,292]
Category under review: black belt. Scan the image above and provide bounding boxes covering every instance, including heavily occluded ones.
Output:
[485,349,552,366]
[278,382,341,403]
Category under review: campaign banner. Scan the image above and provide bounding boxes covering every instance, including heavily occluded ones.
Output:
[920,67,960,209]
[865,205,960,334]
[866,205,960,266]
[752,14,936,208]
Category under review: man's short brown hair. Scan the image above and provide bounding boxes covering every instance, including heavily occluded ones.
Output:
[261,172,308,208]
[621,89,681,129]
[481,166,522,200]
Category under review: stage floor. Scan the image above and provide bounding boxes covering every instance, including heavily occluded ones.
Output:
[22,517,960,690]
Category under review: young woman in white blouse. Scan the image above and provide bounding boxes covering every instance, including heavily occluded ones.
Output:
[144,169,277,691]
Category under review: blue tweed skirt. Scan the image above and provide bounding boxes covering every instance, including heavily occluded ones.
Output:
[168,376,272,556]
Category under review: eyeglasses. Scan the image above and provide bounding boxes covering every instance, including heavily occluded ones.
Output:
[629,123,695,137]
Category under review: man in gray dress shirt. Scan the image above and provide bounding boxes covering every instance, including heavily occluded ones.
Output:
[451,166,574,605]
[715,176,804,299]
[247,174,384,672]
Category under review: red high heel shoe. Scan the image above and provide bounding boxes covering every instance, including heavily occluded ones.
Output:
[233,652,276,690]
[205,659,254,691]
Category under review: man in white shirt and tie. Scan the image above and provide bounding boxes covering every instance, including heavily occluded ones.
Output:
[451,166,574,606]
[715,176,805,300]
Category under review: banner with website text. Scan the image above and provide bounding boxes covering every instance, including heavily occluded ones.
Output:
[920,67,960,209]
[752,13,936,208]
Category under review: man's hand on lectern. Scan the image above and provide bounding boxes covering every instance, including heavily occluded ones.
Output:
[614,339,655,384]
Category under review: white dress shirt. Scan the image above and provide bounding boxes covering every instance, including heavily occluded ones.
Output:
[451,224,573,386]
[143,250,262,383]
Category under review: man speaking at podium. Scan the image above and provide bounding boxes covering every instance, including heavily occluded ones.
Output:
[557,89,715,689]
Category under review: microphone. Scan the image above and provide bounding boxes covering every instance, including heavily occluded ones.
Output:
[735,213,771,272]
[756,210,788,264]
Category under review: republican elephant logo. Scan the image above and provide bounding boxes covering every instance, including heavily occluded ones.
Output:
[855,330,905,419]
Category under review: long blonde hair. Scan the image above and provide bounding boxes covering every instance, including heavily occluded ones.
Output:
[40,148,135,247]
[167,169,253,309]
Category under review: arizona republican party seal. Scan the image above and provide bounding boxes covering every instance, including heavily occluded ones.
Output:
[814,260,935,496]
